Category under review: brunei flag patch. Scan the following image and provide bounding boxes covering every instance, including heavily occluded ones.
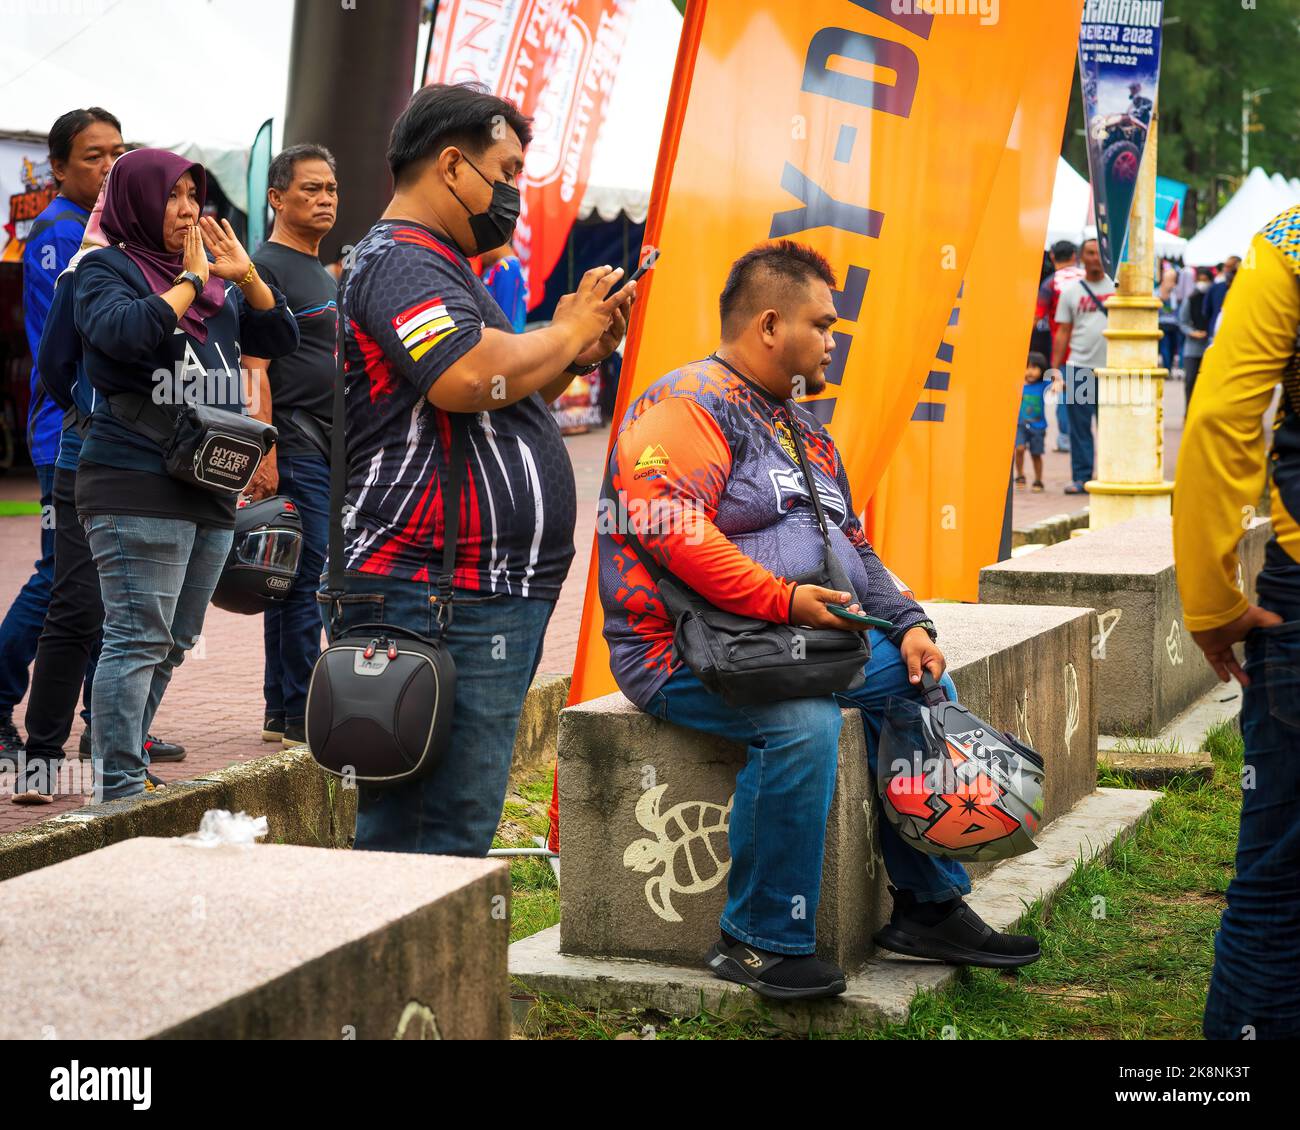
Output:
[393,297,456,362]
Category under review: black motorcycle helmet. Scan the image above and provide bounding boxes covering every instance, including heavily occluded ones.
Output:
[211,495,304,615]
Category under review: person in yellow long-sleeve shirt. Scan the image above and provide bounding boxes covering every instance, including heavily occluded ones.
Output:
[1173,203,1300,1040]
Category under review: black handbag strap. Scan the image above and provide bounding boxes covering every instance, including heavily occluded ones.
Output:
[1077,279,1110,319]
[326,270,469,630]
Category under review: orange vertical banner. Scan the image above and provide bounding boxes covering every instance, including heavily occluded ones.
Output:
[869,0,1084,600]
[568,0,1068,710]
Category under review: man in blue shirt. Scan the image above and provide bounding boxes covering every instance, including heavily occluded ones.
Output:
[0,109,123,761]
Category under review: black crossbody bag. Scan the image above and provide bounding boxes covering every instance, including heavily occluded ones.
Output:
[304,271,463,788]
[615,385,869,708]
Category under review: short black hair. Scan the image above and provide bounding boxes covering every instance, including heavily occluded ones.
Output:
[1197,266,1214,281]
[1050,239,1077,262]
[719,240,837,339]
[388,82,532,186]
[48,107,121,164]
[1026,351,1049,374]
[269,143,336,192]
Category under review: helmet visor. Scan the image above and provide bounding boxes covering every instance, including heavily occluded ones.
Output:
[235,528,303,574]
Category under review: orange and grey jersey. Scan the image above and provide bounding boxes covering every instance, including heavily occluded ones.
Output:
[597,355,930,709]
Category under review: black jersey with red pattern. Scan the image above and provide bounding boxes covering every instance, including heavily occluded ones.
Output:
[338,219,575,600]
[598,356,930,710]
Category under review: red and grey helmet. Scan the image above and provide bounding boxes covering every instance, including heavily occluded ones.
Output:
[876,672,1045,863]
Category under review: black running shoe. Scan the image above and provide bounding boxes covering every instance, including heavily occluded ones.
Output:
[0,718,24,760]
[262,715,285,743]
[706,935,847,1000]
[874,889,1041,969]
[143,734,185,762]
[144,770,167,792]
[281,720,307,749]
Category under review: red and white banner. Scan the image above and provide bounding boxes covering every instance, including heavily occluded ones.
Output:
[426,0,635,309]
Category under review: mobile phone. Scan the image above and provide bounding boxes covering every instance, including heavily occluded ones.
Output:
[827,604,894,630]
[612,248,660,301]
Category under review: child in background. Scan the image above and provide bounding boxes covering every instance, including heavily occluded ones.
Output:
[1016,352,1053,493]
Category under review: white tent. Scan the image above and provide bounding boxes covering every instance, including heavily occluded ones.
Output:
[1044,156,1185,260]
[578,0,682,223]
[1184,166,1295,265]
[1272,172,1300,206]
[0,0,293,212]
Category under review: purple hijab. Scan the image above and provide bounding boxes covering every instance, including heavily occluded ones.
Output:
[98,148,227,343]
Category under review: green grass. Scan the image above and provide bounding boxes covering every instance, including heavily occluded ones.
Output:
[510,718,1246,1040]
[0,500,41,517]
[494,767,561,944]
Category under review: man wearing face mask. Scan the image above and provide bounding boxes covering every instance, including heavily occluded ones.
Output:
[326,82,633,856]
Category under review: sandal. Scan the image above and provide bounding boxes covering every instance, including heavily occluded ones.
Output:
[1031,481,1044,492]
[1013,475,1027,488]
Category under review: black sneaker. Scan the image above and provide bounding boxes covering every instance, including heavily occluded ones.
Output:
[143,734,185,762]
[281,720,307,749]
[143,770,168,792]
[874,887,1041,969]
[0,718,24,760]
[705,934,847,1001]
[262,715,285,743]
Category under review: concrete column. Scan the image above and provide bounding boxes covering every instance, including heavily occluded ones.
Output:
[1088,114,1173,528]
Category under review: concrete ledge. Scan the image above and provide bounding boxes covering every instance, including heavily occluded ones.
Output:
[980,515,1270,735]
[1011,507,1090,550]
[0,749,357,882]
[1,838,510,1039]
[513,673,571,773]
[1100,749,1214,786]
[512,786,1160,1035]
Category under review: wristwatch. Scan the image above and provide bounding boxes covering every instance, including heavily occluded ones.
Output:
[565,358,601,377]
[172,270,204,296]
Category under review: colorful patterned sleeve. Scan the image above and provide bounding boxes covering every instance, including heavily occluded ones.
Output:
[615,397,797,624]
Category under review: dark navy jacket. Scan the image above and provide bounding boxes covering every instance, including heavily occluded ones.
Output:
[73,245,298,475]
[36,270,96,472]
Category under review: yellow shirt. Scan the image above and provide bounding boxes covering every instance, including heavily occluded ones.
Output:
[1173,207,1300,631]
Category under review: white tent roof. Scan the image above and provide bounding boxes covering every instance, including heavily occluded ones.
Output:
[0,0,293,212]
[1045,156,1185,260]
[1185,166,1295,265]
[579,0,682,224]
[1272,172,1300,205]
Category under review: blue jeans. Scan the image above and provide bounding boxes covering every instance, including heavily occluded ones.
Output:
[323,573,555,856]
[0,465,88,720]
[1203,602,1300,1039]
[263,454,329,724]
[647,630,971,955]
[1054,398,1070,450]
[84,515,232,800]
[1065,364,1097,485]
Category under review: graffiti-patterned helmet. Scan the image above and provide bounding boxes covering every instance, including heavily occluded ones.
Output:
[876,673,1045,863]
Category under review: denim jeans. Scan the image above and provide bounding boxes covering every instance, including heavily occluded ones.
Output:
[323,572,554,856]
[1203,601,1300,1039]
[1065,364,1097,485]
[647,630,971,955]
[263,454,329,724]
[83,515,232,800]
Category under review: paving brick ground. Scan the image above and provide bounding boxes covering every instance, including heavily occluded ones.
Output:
[0,385,1187,832]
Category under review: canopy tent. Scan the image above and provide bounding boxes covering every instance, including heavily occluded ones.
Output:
[1045,156,1186,260]
[578,0,682,223]
[0,0,293,212]
[1184,166,1296,265]
[1272,172,1300,206]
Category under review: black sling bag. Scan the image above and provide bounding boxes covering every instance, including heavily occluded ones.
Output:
[305,270,465,788]
[613,371,870,708]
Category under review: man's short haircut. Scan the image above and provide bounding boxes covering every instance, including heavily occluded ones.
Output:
[718,240,837,339]
[48,107,121,163]
[388,82,532,187]
[268,143,336,192]
[1051,239,1077,262]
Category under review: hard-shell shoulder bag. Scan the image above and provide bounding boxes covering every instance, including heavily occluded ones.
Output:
[613,394,870,708]
[304,271,463,787]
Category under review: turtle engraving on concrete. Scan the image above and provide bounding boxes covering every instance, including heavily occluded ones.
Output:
[622,783,734,923]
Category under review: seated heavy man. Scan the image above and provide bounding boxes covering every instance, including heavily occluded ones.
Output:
[597,241,1040,1000]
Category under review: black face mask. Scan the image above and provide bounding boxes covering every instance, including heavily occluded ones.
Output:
[450,155,520,256]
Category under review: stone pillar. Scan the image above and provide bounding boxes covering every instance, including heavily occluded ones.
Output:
[1088,114,1173,528]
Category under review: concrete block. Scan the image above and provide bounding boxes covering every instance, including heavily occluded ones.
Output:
[1011,506,1090,549]
[979,515,1271,736]
[557,603,1097,971]
[0,837,510,1039]
[512,673,571,773]
[515,787,1159,1034]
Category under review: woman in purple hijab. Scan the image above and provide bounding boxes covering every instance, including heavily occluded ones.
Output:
[72,147,298,801]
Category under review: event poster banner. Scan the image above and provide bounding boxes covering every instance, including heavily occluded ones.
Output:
[0,138,55,262]
[868,1,1084,601]
[1078,0,1164,276]
[425,0,634,309]
[566,0,1081,711]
